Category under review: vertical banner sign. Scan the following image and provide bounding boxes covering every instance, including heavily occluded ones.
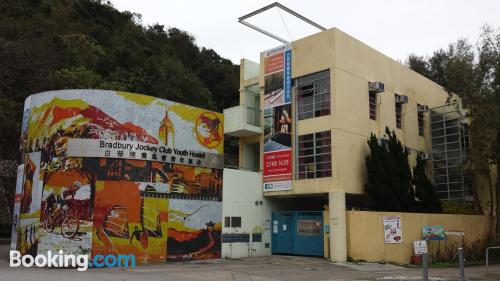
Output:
[263,45,292,192]
[383,216,402,244]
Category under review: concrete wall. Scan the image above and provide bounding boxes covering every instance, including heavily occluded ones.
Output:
[222,168,273,258]
[255,28,450,196]
[346,211,494,264]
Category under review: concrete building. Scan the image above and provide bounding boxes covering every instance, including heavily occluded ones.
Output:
[222,28,473,262]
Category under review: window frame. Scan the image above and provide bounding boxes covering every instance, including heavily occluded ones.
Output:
[297,130,332,179]
[369,91,377,120]
[296,70,331,120]
[395,95,403,129]
[417,104,425,136]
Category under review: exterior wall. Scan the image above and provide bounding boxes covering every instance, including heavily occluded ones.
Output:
[222,168,273,258]
[12,89,224,264]
[346,211,494,264]
[238,59,262,170]
[255,28,450,197]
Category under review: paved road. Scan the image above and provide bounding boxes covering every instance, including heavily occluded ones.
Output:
[1,244,500,281]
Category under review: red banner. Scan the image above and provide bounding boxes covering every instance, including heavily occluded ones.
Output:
[263,150,291,182]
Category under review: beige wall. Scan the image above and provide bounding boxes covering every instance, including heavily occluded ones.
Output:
[259,28,450,196]
[346,211,494,264]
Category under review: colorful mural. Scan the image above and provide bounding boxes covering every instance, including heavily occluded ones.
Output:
[11,90,224,264]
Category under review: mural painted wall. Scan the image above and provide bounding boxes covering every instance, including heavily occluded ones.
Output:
[11,89,224,264]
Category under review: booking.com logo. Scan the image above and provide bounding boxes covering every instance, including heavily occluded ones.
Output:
[10,250,136,271]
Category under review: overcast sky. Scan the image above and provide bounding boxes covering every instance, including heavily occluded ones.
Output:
[111,0,500,64]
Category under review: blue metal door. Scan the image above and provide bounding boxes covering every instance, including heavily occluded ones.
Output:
[272,212,293,254]
[272,211,323,257]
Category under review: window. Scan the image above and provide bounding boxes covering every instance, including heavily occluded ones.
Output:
[369,92,377,120]
[417,104,424,136]
[395,95,403,129]
[231,217,241,228]
[224,216,231,227]
[296,70,330,120]
[297,131,332,179]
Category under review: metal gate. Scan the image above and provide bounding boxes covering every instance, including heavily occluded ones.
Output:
[271,211,323,256]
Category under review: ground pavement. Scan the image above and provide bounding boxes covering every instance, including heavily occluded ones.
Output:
[1,244,499,281]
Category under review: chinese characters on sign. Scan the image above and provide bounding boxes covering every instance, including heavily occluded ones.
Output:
[383,216,402,244]
[263,44,292,192]
[413,240,428,255]
[67,139,223,169]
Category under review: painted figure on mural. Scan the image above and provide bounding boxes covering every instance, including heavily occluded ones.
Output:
[20,155,36,213]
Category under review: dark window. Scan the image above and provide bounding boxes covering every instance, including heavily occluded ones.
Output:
[297,131,332,179]
[231,217,242,228]
[395,96,403,129]
[296,70,330,120]
[417,104,424,136]
[369,92,377,120]
[224,216,231,227]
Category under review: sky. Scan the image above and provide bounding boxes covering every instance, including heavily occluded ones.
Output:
[111,0,500,64]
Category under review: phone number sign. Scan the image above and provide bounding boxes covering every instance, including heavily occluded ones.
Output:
[263,150,292,191]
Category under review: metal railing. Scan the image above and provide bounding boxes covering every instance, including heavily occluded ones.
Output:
[486,246,500,274]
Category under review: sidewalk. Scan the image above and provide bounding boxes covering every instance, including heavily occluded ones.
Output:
[1,244,500,280]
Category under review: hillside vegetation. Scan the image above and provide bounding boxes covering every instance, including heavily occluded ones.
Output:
[0,0,240,160]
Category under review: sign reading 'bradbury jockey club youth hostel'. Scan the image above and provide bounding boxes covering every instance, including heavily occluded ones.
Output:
[263,45,292,192]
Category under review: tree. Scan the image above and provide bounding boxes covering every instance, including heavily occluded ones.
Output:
[365,128,414,211]
[407,25,500,233]
[0,0,240,162]
[413,155,442,213]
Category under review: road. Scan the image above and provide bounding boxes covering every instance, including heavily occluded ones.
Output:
[1,244,500,281]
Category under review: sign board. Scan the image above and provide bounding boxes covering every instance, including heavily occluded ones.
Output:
[263,45,293,192]
[423,225,445,240]
[413,240,428,255]
[67,139,224,169]
[383,216,402,243]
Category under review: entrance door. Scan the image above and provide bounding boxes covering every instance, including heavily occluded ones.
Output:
[294,212,323,256]
[271,211,323,257]
[271,212,293,254]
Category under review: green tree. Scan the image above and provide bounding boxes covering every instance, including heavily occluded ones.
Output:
[413,155,442,213]
[365,128,414,211]
[0,0,240,162]
[407,25,500,226]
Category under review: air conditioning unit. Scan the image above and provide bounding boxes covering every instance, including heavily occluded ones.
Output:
[395,94,408,104]
[417,104,429,112]
[369,81,385,93]
[419,152,430,160]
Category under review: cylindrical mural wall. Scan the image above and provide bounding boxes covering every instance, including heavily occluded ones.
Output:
[11,90,224,264]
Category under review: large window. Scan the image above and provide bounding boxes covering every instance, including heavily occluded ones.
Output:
[297,131,332,179]
[369,92,377,120]
[296,70,330,120]
[417,104,424,136]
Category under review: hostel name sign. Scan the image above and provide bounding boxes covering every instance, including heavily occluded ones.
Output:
[67,139,223,169]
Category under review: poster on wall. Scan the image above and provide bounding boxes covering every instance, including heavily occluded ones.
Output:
[422,225,445,240]
[263,45,292,192]
[383,216,402,244]
[15,89,223,264]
